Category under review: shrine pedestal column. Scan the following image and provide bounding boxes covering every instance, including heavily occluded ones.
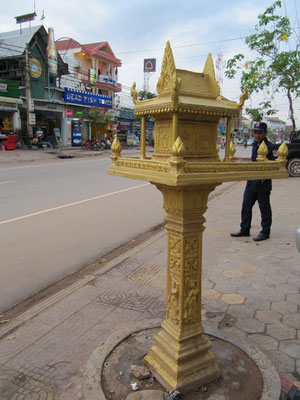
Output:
[144,183,221,392]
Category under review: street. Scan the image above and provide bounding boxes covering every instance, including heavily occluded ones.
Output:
[0,156,165,311]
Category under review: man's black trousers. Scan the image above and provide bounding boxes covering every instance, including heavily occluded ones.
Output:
[240,185,272,235]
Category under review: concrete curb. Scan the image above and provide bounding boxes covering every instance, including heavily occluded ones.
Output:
[82,319,281,400]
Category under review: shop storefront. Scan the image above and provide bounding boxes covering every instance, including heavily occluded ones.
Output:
[0,79,22,134]
[64,88,112,146]
[20,100,64,146]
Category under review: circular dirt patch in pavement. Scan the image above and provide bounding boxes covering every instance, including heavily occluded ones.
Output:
[102,329,260,400]
[84,320,281,400]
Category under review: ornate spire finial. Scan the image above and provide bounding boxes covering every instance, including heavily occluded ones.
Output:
[111,137,122,159]
[156,41,180,96]
[257,141,268,161]
[238,86,248,109]
[229,141,236,161]
[276,142,288,162]
[203,53,220,97]
[172,136,185,157]
[131,82,138,104]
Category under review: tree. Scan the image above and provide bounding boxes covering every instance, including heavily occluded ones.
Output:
[225,1,300,130]
[138,90,157,100]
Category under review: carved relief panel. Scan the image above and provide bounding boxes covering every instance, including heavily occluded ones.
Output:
[178,121,218,159]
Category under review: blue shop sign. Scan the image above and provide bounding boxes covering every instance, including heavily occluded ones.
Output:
[64,88,112,108]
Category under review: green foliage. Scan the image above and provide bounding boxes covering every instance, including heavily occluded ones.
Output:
[225,0,300,130]
[79,109,111,126]
[246,101,278,122]
[138,90,157,100]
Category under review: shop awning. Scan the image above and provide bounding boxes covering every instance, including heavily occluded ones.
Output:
[0,96,23,104]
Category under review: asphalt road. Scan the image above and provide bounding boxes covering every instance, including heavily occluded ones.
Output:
[0,157,165,311]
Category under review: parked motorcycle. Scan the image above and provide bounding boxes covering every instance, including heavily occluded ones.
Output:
[82,139,106,151]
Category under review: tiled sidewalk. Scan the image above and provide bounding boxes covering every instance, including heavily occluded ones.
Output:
[0,177,299,399]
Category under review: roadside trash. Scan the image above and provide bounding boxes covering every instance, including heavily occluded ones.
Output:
[130,382,139,391]
[7,336,16,340]
[169,390,181,399]
[0,319,10,324]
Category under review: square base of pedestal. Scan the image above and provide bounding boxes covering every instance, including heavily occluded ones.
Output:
[144,346,221,393]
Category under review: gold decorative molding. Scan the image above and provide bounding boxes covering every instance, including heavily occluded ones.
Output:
[110,137,122,162]
[256,141,268,162]
[276,142,289,163]
[229,141,236,161]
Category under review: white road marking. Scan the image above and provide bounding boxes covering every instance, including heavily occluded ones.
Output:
[0,183,149,225]
[0,158,108,171]
[0,180,17,185]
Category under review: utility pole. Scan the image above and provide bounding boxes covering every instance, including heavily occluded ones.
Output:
[25,43,33,141]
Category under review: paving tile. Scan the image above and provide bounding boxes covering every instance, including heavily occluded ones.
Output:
[296,360,300,376]
[245,272,268,284]
[271,301,298,314]
[279,340,300,359]
[267,350,295,374]
[271,252,293,260]
[260,290,286,302]
[247,334,278,351]
[214,283,239,294]
[251,281,274,292]
[31,294,93,327]
[8,303,115,369]
[266,323,296,340]
[203,301,228,314]
[237,286,262,299]
[235,317,265,334]
[287,294,300,306]
[202,280,215,290]
[255,310,282,324]
[274,283,299,294]
[283,313,300,329]
[203,289,221,301]
[265,275,288,285]
[0,321,50,366]
[287,277,300,286]
[217,326,248,341]
[237,263,257,273]
[220,293,245,305]
[244,297,271,310]
[227,305,254,318]
[222,269,244,278]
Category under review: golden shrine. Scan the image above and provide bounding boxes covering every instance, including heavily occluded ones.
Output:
[108,42,288,392]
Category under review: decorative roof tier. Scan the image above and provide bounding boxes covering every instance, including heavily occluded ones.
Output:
[131,41,247,117]
[108,41,288,184]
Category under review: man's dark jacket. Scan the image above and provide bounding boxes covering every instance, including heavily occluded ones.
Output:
[247,137,275,192]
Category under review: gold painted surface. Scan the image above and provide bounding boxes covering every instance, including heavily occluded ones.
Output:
[107,40,288,392]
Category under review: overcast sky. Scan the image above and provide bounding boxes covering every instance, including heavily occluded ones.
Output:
[1,0,300,126]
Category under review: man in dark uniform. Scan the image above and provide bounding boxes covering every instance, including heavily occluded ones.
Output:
[231,122,275,241]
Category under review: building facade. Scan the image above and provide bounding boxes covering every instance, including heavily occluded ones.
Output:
[265,116,286,134]
[0,25,122,146]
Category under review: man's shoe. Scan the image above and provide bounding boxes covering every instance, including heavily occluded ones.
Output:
[253,232,269,241]
[231,231,250,237]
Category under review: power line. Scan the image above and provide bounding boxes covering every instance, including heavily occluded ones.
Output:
[115,36,246,55]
